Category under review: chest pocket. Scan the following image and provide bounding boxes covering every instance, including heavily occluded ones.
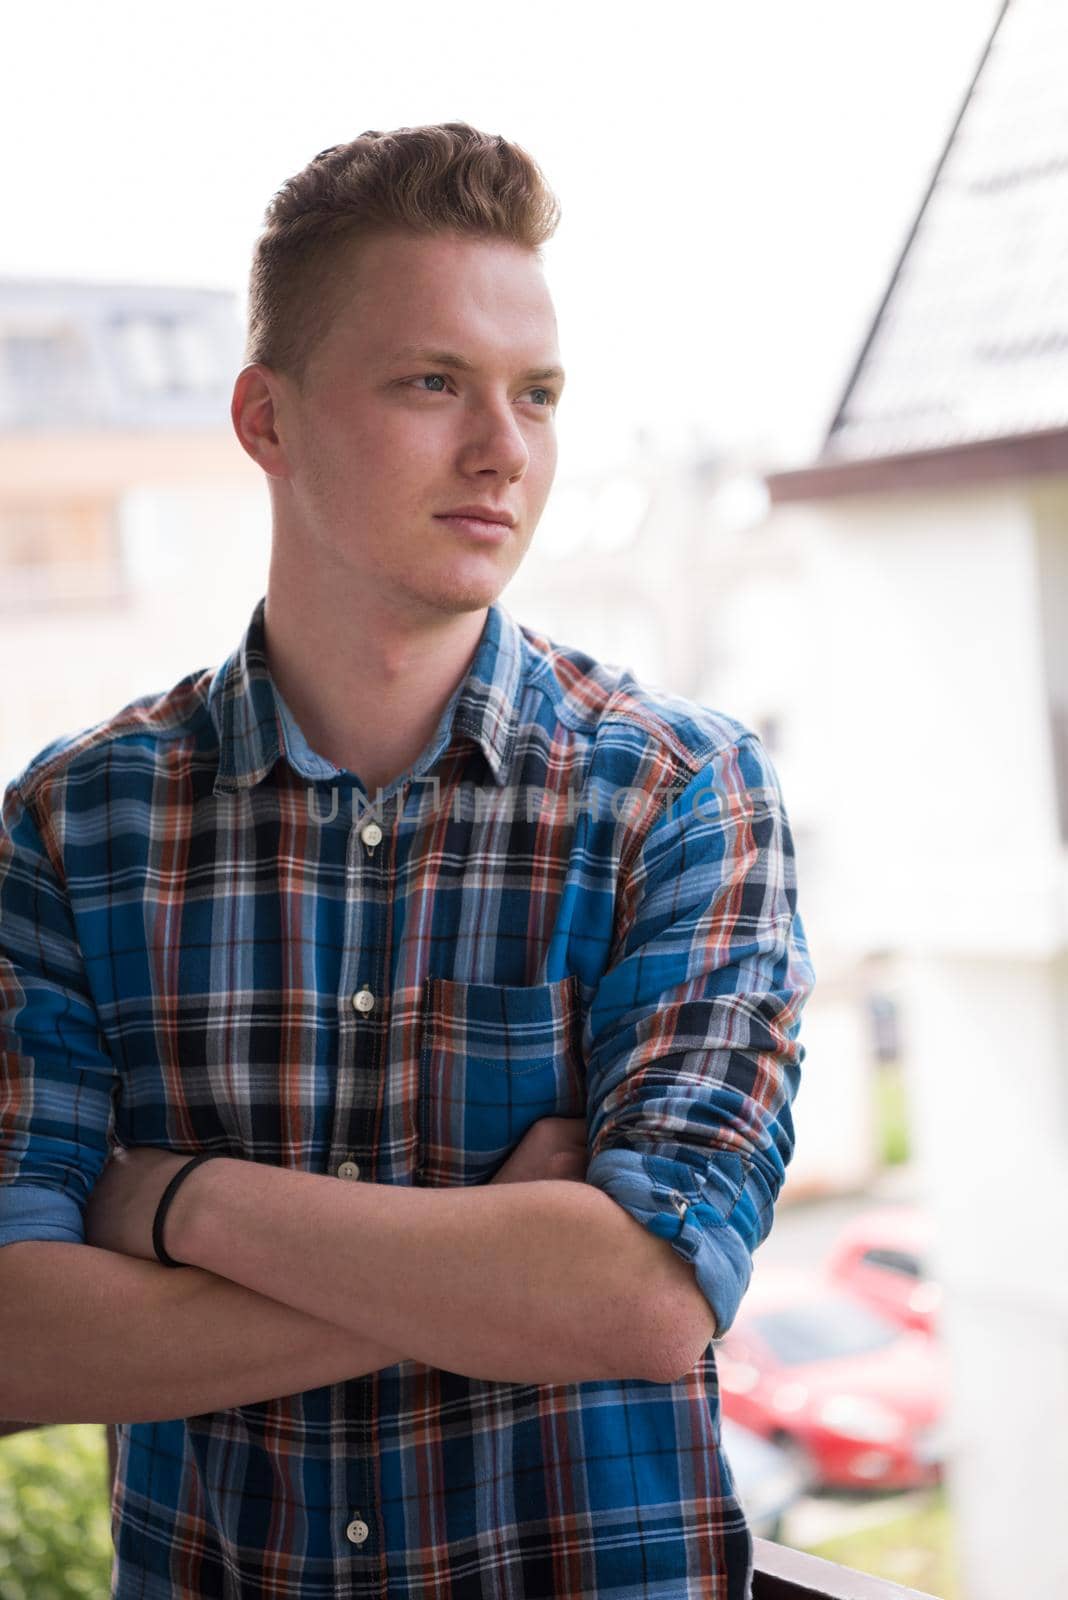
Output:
[417,974,586,1187]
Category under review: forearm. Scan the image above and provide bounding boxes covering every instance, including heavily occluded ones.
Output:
[0,1240,408,1425]
[173,1164,683,1385]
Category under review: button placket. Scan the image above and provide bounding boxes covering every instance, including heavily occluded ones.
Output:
[330,812,387,1570]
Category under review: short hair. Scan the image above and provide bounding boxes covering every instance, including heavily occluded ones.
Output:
[244,121,562,392]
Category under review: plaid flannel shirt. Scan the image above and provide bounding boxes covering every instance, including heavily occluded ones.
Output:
[0,594,815,1598]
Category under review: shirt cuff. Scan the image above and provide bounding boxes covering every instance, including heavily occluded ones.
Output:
[585,1146,754,1339]
[0,1182,85,1247]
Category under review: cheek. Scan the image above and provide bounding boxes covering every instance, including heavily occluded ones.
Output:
[318,403,408,468]
[369,416,448,490]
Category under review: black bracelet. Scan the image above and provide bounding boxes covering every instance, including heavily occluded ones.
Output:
[152,1151,227,1268]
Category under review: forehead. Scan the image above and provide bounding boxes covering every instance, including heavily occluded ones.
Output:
[319,229,560,364]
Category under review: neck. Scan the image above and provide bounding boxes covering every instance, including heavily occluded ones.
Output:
[261,549,490,796]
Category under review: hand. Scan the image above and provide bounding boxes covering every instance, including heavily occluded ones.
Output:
[489,1116,589,1186]
[83,1144,192,1262]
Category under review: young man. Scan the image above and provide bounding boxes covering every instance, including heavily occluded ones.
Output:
[0,124,815,1598]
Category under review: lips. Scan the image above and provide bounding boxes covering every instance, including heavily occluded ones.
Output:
[434,513,513,542]
[436,506,516,527]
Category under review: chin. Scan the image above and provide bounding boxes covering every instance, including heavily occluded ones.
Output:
[422,566,514,614]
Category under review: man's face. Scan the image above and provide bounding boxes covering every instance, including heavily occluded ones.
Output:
[264,227,564,621]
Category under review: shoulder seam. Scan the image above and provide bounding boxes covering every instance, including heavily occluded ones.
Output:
[600,709,733,773]
[616,729,764,883]
[11,782,71,893]
[16,676,214,807]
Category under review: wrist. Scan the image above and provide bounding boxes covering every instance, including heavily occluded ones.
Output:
[163,1154,232,1266]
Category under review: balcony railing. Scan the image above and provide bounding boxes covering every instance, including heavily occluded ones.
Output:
[750,1535,937,1598]
[0,1421,940,1599]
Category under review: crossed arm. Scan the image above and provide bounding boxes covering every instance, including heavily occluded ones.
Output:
[169,1158,710,1384]
[79,1138,712,1389]
[0,1123,710,1429]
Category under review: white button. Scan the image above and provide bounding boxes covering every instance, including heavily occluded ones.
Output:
[345,1515,369,1545]
[337,1160,360,1180]
[352,988,375,1013]
[669,1191,689,1217]
[361,821,383,847]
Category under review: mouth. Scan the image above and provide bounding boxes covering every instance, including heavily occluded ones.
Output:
[433,514,513,543]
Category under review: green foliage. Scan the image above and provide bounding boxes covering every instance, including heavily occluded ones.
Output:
[803,1484,962,1599]
[873,1058,911,1166]
[0,1425,112,1600]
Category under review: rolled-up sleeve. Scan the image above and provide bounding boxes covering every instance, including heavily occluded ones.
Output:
[583,732,816,1340]
[0,778,115,1248]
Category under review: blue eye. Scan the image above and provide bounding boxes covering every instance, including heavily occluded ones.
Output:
[407,374,558,407]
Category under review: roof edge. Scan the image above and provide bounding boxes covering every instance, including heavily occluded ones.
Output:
[764,426,1068,503]
[820,0,1014,449]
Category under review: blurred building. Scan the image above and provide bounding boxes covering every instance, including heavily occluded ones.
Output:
[746,2,1066,1596]
[0,275,267,780]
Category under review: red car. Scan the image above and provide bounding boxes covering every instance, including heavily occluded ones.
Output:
[825,1206,941,1336]
[715,1264,947,1492]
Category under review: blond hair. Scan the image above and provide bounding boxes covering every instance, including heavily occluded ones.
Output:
[244,121,562,390]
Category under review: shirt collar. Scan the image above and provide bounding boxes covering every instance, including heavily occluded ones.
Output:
[209,594,526,798]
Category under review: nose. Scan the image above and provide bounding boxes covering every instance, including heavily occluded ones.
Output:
[458,396,530,481]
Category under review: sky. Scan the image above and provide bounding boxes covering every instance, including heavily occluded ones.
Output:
[2,0,1006,477]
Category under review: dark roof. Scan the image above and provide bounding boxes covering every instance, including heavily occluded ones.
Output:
[768,0,1068,497]
[0,276,245,431]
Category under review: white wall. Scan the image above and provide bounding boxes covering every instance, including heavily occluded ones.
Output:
[899,948,1068,1600]
[714,472,1068,1596]
[1,485,270,785]
[714,484,1065,964]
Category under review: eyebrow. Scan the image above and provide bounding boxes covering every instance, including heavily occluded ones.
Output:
[385,345,566,386]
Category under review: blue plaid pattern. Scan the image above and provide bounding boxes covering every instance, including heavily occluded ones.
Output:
[0,594,815,1597]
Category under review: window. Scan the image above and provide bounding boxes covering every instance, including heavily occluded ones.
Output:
[112,315,220,393]
[751,1298,900,1365]
[1034,494,1068,843]
[0,325,94,423]
[860,1247,922,1280]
